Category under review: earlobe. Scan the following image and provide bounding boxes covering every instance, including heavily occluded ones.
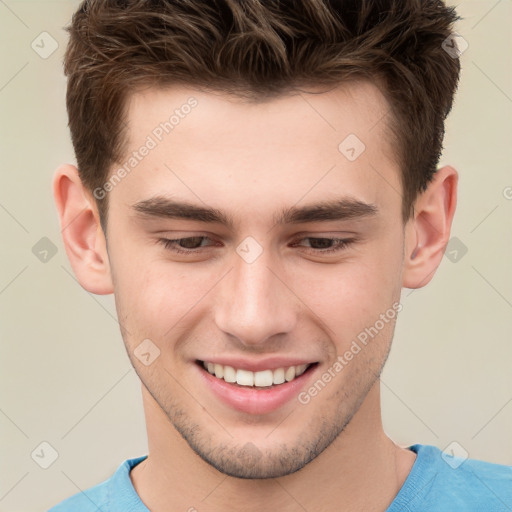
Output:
[53,164,114,295]
[402,165,458,289]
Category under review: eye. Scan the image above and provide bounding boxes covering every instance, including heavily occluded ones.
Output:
[292,237,355,254]
[158,235,356,257]
[159,236,216,254]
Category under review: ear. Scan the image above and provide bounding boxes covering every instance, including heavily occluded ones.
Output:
[53,164,114,295]
[402,165,458,289]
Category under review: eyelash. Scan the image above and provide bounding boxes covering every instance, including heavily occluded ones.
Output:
[158,236,355,255]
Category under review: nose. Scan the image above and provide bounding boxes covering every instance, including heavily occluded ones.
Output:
[214,246,297,347]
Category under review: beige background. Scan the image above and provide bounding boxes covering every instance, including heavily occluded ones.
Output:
[1,1,511,511]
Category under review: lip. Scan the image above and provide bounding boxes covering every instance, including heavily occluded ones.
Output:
[197,357,315,372]
[195,360,319,415]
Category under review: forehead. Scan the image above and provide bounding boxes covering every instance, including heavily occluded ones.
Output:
[113,81,401,223]
[124,80,393,151]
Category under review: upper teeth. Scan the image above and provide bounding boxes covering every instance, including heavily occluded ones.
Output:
[203,361,310,387]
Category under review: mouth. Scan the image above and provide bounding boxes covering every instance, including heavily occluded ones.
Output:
[195,359,319,415]
[197,360,316,387]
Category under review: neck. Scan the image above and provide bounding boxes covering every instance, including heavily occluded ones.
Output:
[131,381,416,511]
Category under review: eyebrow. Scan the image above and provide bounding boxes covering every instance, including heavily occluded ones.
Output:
[132,196,378,229]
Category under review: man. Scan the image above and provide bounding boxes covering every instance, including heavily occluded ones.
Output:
[49,0,512,510]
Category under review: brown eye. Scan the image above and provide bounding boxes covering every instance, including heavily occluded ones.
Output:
[307,238,336,249]
[292,237,355,255]
[160,236,214,254]
[177,237,206,248]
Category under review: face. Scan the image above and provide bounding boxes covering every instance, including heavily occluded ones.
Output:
[104,81,406,478]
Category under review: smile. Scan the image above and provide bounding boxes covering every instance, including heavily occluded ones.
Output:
[201,360,311,387]
[196,358,319,414]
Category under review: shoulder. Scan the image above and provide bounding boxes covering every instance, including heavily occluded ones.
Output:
[436,446,512,507]
[47,455,148,512]
[391,444,512,512]
[47,480,109,512]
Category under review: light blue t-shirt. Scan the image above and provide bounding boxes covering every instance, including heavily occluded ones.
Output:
[48,444,512,511]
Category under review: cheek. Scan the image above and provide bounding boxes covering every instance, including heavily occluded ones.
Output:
[289,237,403,342]
[111,250,221,344]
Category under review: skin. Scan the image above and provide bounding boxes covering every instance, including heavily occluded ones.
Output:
[54,80,457,511]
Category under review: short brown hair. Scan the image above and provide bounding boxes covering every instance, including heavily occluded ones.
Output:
[64,0,461,227]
